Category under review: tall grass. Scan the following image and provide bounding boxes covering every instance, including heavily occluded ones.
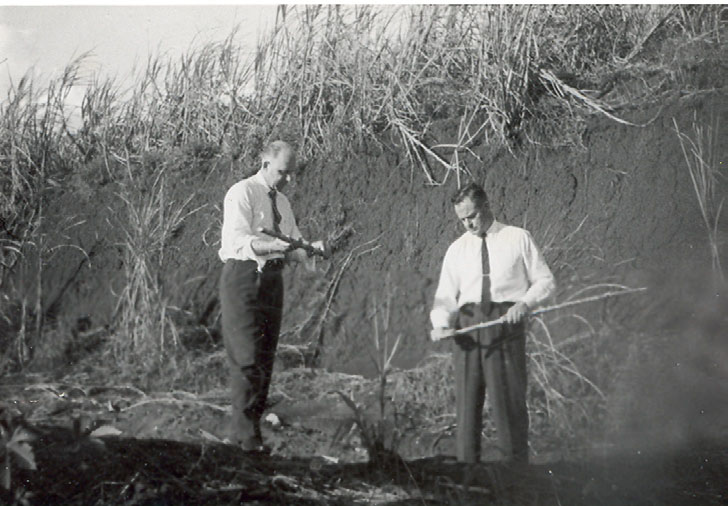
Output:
[0,57,88,369]
[250,5,723,180]
[110,161,203,371]
[673,114,724,284]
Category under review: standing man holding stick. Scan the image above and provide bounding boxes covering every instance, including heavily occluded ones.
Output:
[430,183,555,464]
[218,140,325,453]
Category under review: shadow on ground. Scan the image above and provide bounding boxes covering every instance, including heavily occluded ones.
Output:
[4,423,726,505]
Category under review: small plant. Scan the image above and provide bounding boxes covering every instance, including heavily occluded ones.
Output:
[527,313,607,440]
[331,284,404,466]
[673,113,724,284]
[0,410,36,491]
[70,415,122,451]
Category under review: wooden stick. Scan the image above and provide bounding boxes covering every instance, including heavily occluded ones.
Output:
[259,227,331,258]
[449,286,647,337]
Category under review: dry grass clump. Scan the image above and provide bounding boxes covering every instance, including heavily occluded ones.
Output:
[110,159,203,372]
[526,217,642,447]
[526,317,606,444]
[0,57,90,370]
[251,5,725,181]
[673,113,724,284]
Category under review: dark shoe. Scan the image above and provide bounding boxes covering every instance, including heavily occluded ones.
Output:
[240,438,272,455]
[244,443,271,455]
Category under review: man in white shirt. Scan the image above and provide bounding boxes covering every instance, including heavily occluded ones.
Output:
[219,140,324,453]
[430,183,555,464]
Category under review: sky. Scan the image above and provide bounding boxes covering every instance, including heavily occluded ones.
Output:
[0,5,280,103]
[0,2,697,109]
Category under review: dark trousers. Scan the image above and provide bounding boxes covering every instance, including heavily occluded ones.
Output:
[219,259,283,447]
[453,302,529,463]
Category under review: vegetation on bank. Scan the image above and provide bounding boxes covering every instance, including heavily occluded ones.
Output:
[0,4,725,463]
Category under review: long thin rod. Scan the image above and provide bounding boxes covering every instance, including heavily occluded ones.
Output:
[451,286,648,337]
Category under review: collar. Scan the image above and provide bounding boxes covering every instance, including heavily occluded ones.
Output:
[486,220,503,235]
[252,170,273,191]
[466,219,502,239]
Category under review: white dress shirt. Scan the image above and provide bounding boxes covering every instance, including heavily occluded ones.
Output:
[430,220,556,329]
[218,171,304,269]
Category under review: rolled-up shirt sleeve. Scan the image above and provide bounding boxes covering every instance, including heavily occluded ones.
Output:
[518,230,556,309]
[430,246,460,329]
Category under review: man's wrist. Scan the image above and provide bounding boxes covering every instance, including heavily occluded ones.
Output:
[430,327,453,341]
[252,238,282,256]
[251,239,268,255]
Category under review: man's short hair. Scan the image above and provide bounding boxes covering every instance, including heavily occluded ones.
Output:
[261,140,294,161]
[451,182,489,208]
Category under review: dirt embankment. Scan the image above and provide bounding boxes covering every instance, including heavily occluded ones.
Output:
[285,93,727,374]
[2,92,727,506]
[21,91,727,377]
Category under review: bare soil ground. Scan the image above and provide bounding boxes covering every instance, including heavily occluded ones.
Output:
[2,374,726,505]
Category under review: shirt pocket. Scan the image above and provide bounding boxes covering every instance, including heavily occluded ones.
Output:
[492,250,522,285]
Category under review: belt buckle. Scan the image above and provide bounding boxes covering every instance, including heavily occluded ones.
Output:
[264,258,284,272]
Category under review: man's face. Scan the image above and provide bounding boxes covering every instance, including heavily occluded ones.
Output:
[263,149,296,190]
[454,197,492,236]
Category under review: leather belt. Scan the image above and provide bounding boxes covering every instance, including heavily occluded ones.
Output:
[459,301,515,316]
[224,258,285,273]
[262,258,285,272]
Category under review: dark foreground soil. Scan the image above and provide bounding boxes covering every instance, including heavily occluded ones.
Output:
[2,379,727,505]
[5,423,727,505]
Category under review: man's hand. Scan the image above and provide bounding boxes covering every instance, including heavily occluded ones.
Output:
[286,239,327,265]
[504,301,530,325]
[309,240,327,257]
[430,327,455,342]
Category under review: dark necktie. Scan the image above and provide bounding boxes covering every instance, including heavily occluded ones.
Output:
[268,188,282,233]
[481,235,491,307]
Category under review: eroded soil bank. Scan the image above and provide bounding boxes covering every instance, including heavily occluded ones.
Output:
[26,92,727,378]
